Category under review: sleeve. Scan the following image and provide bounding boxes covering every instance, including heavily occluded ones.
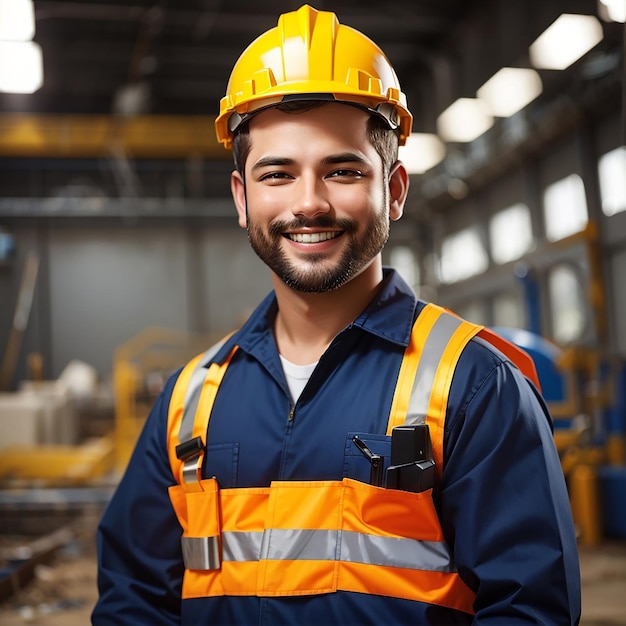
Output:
[440,352,581,625]
[91,371,184,626]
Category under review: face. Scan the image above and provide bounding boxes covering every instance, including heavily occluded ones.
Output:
[231,103,407,293]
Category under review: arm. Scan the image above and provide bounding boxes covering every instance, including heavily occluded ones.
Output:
[441,352,581,624]
[92,373,184,626]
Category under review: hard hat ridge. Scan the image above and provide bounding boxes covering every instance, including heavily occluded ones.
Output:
[215,4,413,149]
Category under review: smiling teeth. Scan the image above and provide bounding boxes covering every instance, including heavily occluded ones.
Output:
[289,232,340,243]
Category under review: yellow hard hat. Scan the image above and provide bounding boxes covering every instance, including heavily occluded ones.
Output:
[215,4,413,149]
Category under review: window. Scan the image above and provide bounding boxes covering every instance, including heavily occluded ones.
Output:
[548,264,586,343]
[489,203,534,264]
[543,174,588,241]
[493,291,525,328]
[455,300,488,326]
[598,146,626,217]
[439,227,488,283]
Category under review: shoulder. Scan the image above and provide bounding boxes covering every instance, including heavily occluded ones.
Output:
[457,331,541,403]
[461,333,518,377]
[445,332,552,451]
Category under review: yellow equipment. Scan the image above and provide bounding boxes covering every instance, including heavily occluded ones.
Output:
[113,327,216,473]
[0,438,115,485]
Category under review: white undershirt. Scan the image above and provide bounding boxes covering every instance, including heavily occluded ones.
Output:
[279,355,318,403]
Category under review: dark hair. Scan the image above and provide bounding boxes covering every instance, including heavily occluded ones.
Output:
[232,101,400,176]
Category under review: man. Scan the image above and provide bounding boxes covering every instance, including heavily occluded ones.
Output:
[93,5,581,625]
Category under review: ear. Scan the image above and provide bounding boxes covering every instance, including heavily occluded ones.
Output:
[231,170,247,228]
[388,160,409,221]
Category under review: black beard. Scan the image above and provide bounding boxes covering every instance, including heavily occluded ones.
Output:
[246,214,389,293]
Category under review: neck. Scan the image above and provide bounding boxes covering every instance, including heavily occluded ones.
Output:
[272,260,384,365]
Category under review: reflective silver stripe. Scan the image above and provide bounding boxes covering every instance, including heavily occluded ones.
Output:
[181,535,221,571]
[405,312,464,426]
[222,531,263,562]
[179,338,229,443]
[340,530,456,572]
[260,528,339,561]
[210,529,455,573]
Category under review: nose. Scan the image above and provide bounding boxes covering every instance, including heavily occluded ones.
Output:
[291,173,331,219]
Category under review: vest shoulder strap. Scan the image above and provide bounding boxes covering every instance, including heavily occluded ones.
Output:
[387,303,484,474]
[167,335,238,487]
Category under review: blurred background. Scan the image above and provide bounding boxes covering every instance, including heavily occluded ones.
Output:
[0,1,625,623]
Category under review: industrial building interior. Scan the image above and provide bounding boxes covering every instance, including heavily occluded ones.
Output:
[0,0,625,623]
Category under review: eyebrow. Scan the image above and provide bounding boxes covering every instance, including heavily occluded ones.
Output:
[251,152,369,173]
[322,152,369,166]
[251,156,295,173]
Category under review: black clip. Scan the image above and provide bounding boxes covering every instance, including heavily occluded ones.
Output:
[175,436,205,461]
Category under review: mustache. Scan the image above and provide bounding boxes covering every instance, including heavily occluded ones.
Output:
[268,216,358,236]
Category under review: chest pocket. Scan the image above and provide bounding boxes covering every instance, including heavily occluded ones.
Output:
[343,432,391,484]
[204,442,239,489]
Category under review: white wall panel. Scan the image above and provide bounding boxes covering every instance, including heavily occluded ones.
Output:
[47,227,188,377]
[200,229,273,334]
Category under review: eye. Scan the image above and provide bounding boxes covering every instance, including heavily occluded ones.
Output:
[327,169,363,179]
[259,171,293,183]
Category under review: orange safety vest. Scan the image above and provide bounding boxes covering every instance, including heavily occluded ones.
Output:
[167,303,539,614]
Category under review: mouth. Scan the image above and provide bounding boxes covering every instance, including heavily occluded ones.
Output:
[285,231,343,243]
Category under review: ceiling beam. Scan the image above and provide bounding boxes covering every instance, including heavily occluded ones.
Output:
[0,114,228,159]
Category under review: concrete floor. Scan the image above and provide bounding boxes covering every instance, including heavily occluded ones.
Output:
[579,542,626,625]
[1,538,625,625]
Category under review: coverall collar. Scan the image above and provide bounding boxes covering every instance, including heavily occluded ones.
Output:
[212,268,419,367]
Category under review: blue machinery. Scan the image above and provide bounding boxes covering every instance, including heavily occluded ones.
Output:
[496,326,626,545]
